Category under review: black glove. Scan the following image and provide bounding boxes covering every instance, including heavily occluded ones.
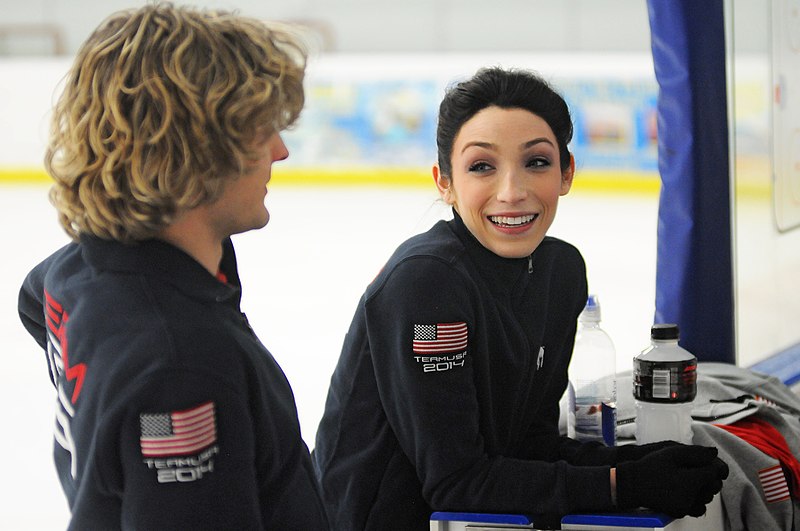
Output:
[614,440,681,463]
[616,445,729,518]
[559,439,680,466]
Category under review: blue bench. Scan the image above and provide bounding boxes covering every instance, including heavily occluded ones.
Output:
[431,510,681,530]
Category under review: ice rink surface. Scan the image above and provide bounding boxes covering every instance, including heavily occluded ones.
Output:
[1,182,660,529]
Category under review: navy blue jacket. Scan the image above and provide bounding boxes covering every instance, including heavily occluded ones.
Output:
[314,213,613,530]
[19,236,329,530]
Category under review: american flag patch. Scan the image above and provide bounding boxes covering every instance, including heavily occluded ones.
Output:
[413,322,468,354]
[140,401,217,458]
[759,464,791,503]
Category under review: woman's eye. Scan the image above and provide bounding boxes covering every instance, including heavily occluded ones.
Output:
[468,161,493,172]
[527,157,551,169]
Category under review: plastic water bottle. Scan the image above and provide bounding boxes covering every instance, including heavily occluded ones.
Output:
[568,295,617,446]
[633,324,697,444]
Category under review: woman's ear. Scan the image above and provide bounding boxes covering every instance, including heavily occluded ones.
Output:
[432,163,453,204]
[560,154,576,196]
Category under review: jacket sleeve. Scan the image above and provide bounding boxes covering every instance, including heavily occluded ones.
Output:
[364,257,613,516]
[19,253,56,351]
[18,247,72,386]
[103,370,265,530]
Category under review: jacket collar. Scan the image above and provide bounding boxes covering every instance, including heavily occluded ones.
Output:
[449,209,532,298]
[79,235,241,304]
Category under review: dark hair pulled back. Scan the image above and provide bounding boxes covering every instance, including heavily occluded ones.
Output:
[436,67,573,178]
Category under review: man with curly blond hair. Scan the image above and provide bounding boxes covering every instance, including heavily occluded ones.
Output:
[18,4,329,529]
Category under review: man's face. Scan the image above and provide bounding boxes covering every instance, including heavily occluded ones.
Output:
[207,131,289,238]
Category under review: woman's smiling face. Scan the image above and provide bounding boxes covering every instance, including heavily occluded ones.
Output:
[434,106,574,259]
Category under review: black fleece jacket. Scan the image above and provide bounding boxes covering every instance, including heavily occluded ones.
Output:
[314,212,615,530]
[18,236,329,530]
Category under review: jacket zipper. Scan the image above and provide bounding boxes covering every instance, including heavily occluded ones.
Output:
[527,255,533,273]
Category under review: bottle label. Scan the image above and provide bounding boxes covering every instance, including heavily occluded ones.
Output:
[601,402,617,447]
[574,397,616,446]
[633,358,697,403]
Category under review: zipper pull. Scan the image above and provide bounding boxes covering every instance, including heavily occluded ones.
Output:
[528,255,533,273]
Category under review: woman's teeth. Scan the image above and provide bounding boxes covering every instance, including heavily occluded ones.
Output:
[489,214,537,227]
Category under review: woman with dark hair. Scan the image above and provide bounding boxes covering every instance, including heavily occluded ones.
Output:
[313,67,728,530]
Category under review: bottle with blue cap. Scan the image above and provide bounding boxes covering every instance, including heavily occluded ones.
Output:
[567,294,617,446]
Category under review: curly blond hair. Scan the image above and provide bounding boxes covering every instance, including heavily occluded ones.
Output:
[46,3,307,242]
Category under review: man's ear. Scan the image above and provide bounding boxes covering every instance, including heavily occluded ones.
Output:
[432,163,453,204]
[560,154,575,196]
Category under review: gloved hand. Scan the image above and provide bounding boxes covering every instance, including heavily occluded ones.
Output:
[616,445,729,518]
[560,439,680,466]
[614,440,681,463]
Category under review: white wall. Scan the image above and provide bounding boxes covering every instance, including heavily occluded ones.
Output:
[3,46,796,370]
[0,58,69,166]
[728,0,800,366]
[0,52,660,168]
[1,0,655,55]
[1,0,776,57]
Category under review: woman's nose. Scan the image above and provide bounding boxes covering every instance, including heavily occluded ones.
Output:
[496,170,527,203]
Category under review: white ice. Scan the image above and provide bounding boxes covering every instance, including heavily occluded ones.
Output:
[0,183,660,529]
